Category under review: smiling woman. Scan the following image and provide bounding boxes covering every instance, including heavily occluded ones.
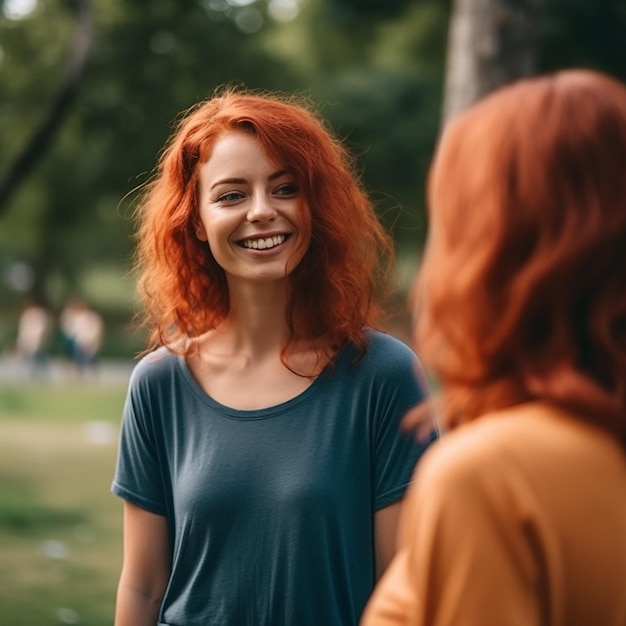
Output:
[194,131,309,285]
[111,88,438,626]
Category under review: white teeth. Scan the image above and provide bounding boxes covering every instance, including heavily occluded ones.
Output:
[242,234,286,250]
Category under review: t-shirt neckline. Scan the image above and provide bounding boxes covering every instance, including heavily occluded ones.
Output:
[174,345,348,420]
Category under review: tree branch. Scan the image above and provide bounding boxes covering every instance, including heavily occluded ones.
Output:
[0,0,94,215]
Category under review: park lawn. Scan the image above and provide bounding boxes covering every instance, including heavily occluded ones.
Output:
[0,383,128,626]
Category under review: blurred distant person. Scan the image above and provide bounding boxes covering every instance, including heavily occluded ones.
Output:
[362,69,626,626]
[60,298,104,374]
[15,299,53,378]
[111,88,438,626]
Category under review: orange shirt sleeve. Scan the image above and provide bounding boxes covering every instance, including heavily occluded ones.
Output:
[362,432,545,626]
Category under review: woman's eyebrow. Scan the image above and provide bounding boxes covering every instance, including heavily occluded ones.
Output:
[210,169,291,191]
[210,177,246,191]
[268,168,290,181]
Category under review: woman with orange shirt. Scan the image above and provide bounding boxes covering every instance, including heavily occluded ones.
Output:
[362,69,626,626]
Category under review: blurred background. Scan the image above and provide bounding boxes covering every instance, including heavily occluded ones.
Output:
[1,0,625,623]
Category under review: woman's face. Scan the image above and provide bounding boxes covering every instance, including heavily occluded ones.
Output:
[196,131,310,286]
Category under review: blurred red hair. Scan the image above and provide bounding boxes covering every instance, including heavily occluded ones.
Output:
[412,69,626,442]
[133,88,394,362]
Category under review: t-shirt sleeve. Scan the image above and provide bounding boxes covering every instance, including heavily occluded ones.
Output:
[111,362,168,516]
[371,337,438,511]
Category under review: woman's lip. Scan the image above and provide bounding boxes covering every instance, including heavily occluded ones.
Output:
[238,231,290,241]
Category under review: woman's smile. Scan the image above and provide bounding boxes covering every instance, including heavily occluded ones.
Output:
[238,233,290,250]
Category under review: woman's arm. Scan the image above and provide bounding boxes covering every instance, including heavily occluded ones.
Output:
[114,501,171,626]
[374,501,403,580]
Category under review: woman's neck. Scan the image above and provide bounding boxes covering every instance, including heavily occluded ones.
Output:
[219,279,291,359]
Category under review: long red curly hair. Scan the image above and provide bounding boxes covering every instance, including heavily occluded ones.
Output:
[133,88,394,361]
[412,69,626,443]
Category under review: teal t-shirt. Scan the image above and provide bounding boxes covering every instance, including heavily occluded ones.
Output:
[112,330,436,626]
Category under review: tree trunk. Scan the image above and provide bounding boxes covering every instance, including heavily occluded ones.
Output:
[442,0,544,124]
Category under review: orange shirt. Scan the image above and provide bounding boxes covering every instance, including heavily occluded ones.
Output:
[362,402,626,626]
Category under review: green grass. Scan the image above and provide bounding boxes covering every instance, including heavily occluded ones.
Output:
[0,384,127,422]
[0,383,127,626]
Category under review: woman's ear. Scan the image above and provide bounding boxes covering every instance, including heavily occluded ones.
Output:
[194,220,208,242]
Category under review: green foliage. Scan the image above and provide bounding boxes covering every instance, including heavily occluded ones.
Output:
[0,1,71,162]
[325,0,413,19]
[315,69,440,248]
[539,0,626,81]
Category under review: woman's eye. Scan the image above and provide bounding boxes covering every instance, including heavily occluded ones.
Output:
[274,183,298,197]
[216,191,244,203]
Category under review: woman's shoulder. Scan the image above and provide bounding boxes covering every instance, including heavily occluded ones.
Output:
[362,329,418,366]
[128,346,181,387]
[419,405,544,471]
[403,413,530,518]
[414,402,617,493]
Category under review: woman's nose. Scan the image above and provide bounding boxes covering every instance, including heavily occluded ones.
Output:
[247,193,278,222]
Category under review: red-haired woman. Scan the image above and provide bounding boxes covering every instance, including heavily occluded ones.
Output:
[111,89,437,626]
[362,69,626,626]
